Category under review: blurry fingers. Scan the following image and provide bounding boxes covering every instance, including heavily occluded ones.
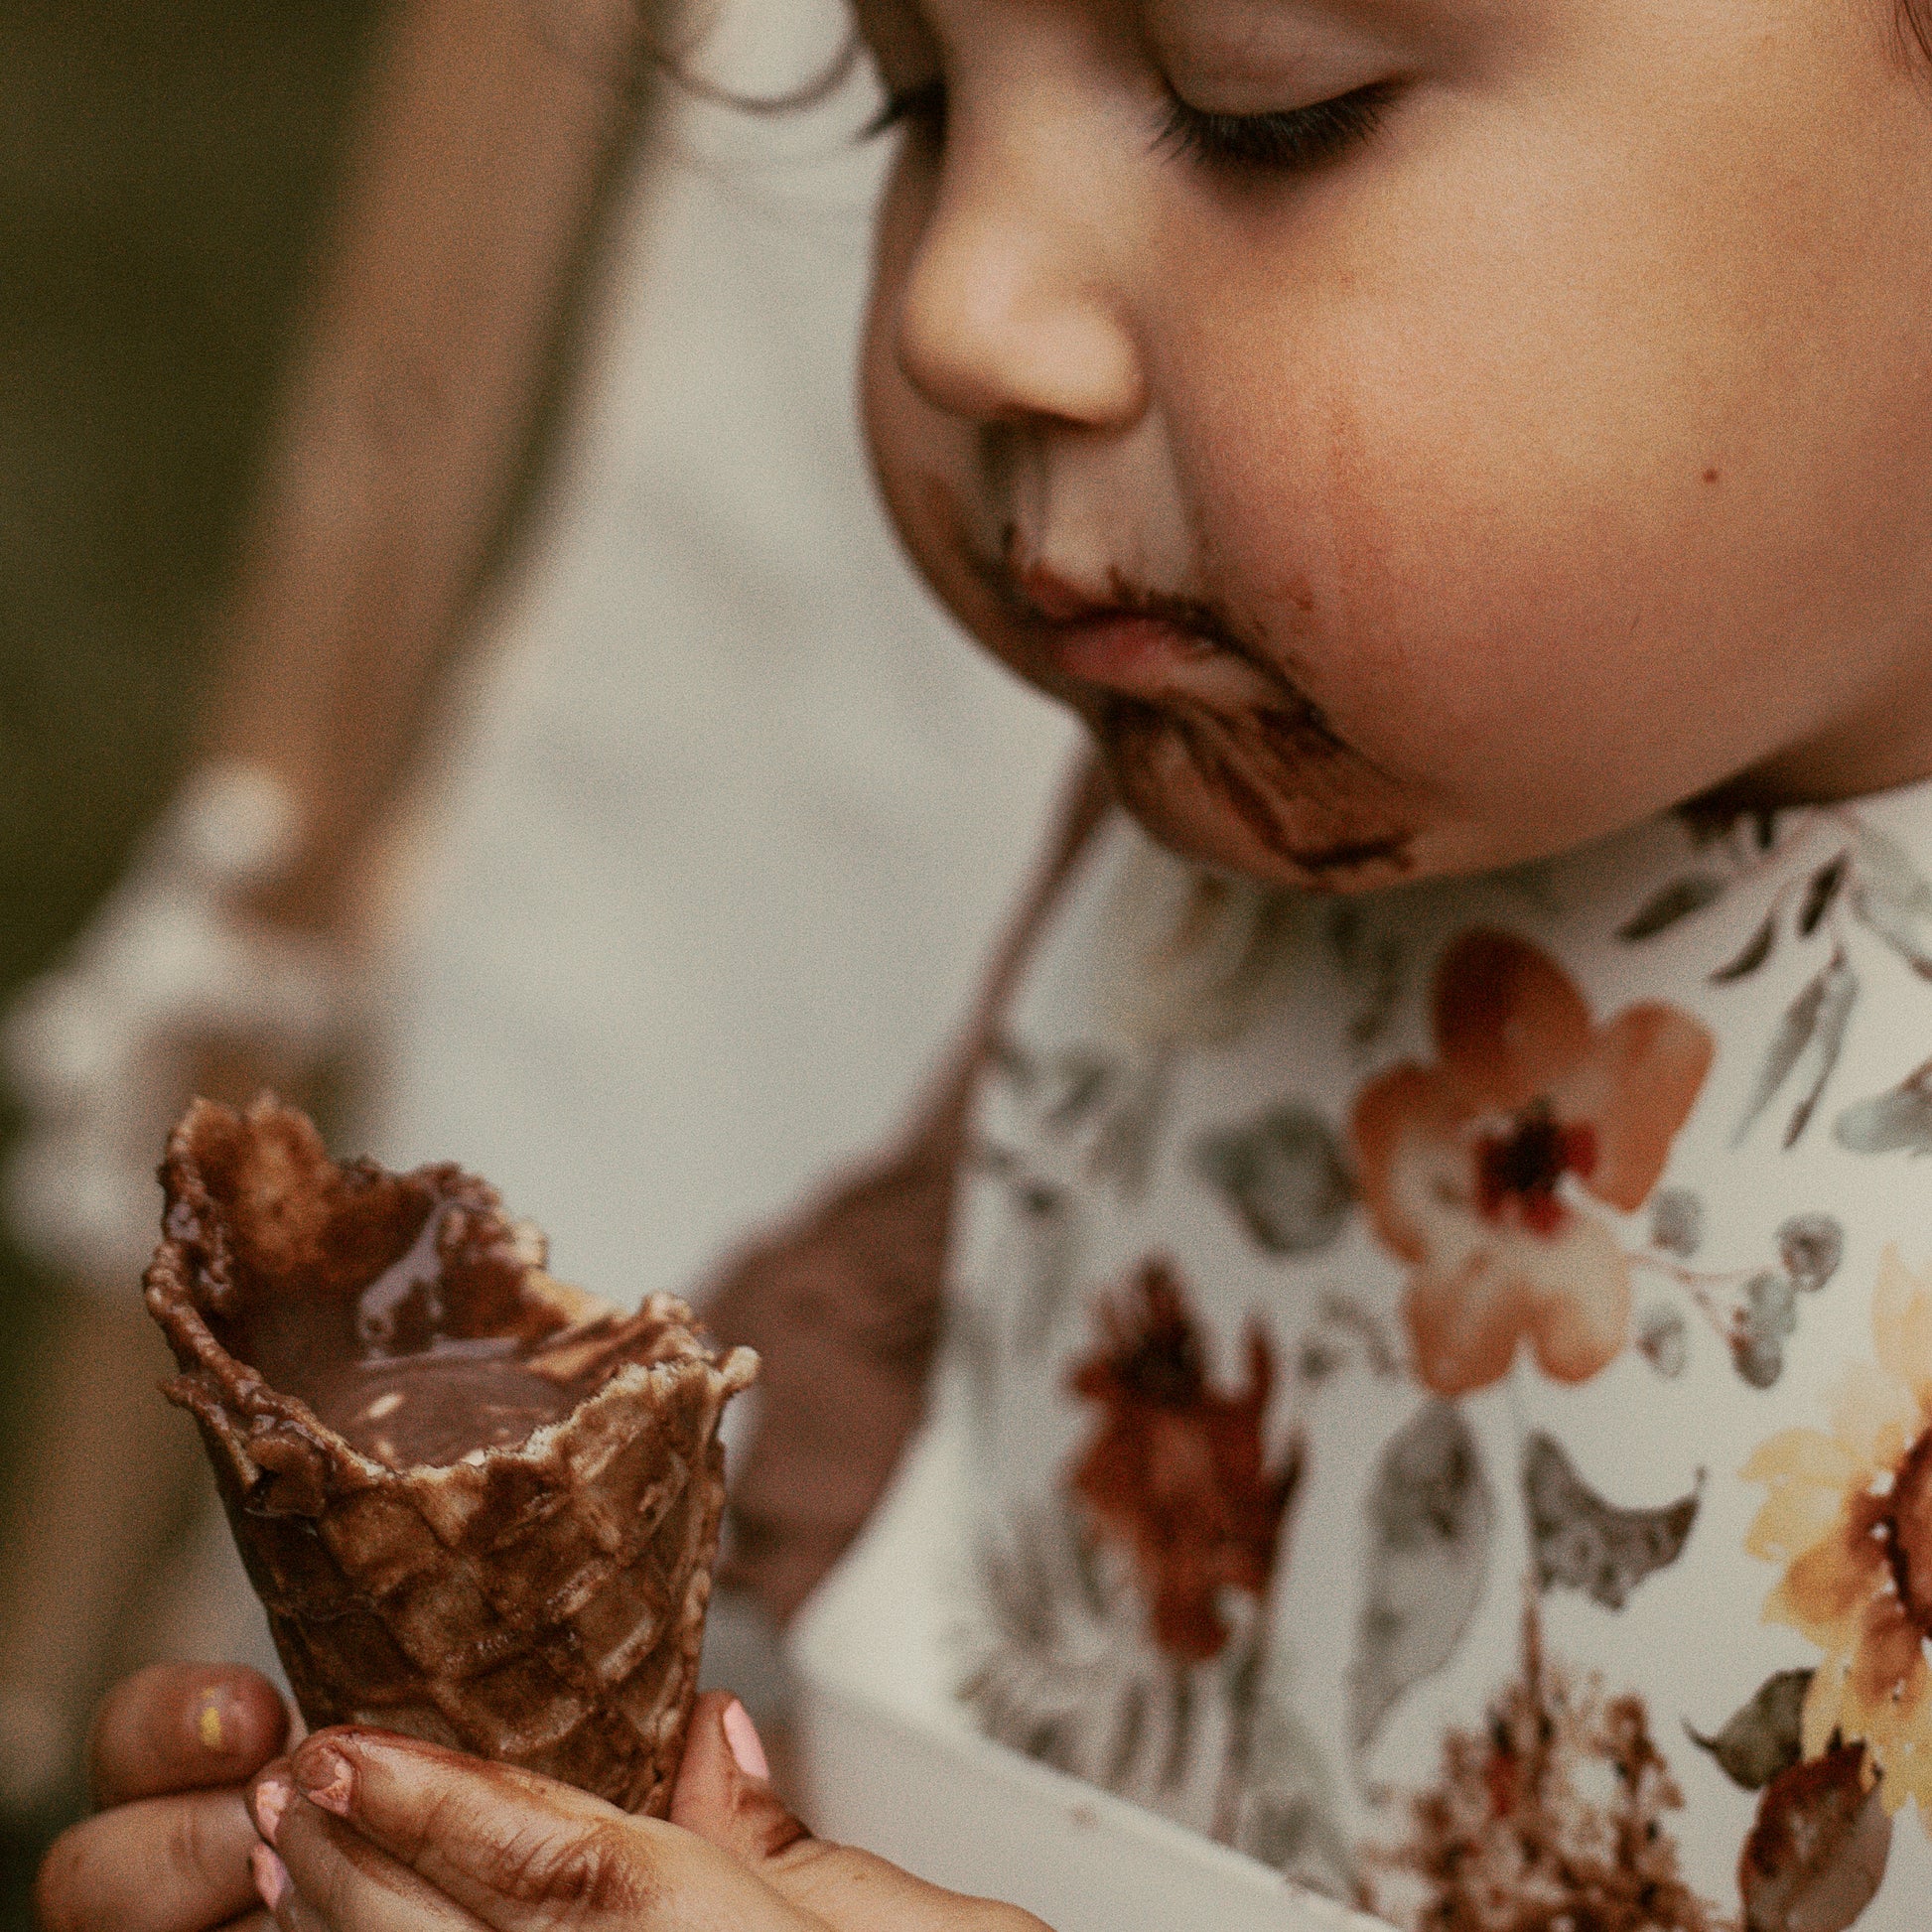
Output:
[35,1788,264,1932]
[89,1664,289,1808]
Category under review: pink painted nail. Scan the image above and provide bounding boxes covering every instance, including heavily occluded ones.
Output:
[296,1743,353,1817]
[250,1843,290,1914]
[252,1772,292,1847]
[723,1701,770,1782]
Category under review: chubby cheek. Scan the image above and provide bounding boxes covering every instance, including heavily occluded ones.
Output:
[1169,295,1773,876]
[1159,44,1932,873]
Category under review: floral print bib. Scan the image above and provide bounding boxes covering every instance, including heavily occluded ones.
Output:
[936,781,1932,1931]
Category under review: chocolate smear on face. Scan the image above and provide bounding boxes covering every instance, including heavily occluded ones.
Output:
[145,1095,757,1816]
[1102,691,1414,883]
[967,530,1415,884]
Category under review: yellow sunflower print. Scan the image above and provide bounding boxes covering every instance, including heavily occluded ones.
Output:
[1745,1245,1932,1825]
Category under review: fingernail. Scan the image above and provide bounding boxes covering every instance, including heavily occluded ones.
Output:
[296,1742,353,1817]
[252,1772,292,1847]
[192,1686,240,1754]
[250,1843,290,1913]
[723,1700,769,1782]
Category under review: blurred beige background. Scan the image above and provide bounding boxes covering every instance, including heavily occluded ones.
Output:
[0,1,377,1916]
[0,6,1077,1924]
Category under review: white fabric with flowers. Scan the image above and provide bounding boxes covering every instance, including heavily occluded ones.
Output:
[821,781,1932,1932]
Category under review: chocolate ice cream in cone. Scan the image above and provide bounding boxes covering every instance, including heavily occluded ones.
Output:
[145,1095,758,1817]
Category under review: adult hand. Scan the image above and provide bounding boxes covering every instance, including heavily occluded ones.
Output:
[248,1690,1050,1931]
[36,1663,291,1932]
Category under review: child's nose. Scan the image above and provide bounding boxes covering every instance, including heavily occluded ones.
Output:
[893,153,1147,432]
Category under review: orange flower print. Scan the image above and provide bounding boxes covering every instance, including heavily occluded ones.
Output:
[1745,1246,1932,1829]
[1352,930,1714,1397]
[1067,1258,1303,1662]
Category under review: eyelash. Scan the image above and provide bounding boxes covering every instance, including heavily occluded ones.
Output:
[863,75,1395,181]
[1155,80,1398,177]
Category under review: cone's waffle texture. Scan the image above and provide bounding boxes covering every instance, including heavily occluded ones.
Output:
[145,1096,759,1817]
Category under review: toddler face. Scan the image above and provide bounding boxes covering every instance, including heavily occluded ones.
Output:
[852,0,1932,890]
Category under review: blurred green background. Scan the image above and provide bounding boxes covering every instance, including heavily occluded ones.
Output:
[0,0,380,1915]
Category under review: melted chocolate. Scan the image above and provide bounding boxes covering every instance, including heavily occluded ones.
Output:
[297,1337,585,1469]
[162,1100,676,1469]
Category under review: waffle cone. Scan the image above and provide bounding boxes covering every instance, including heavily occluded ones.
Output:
[145,1096,758,1817]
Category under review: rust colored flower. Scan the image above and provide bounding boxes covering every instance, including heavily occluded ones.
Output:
[1369,1602,1724,1932]
[1066,1258,1302,1662]
[1745,1245,1932,1830]
[1352,930,1714,1397]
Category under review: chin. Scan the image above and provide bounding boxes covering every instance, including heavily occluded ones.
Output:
[1091,700,1420,896]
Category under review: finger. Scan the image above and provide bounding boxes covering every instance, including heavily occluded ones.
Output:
[250,1843,330,1932]
[670,1692,812,1864]
[286,1726,795,1931]
[252,1764,389,1932]
[267,1798,483,1932]
[674,1695,1049,1932]
[35,1789,262,1932]
[90,1666,290,1809]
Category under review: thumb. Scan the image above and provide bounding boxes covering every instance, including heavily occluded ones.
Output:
[670,1692,810,1863]
[672,1693,1049,1932]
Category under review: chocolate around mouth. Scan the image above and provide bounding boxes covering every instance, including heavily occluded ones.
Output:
[970,539,1416,880]
[1101,691,1416,882]
[149,1097,711,1469]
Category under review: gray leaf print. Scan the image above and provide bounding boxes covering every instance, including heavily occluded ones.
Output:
[1618,874,1726,943]
[1835,1056,1932,1156]
[1193,1105,1353,1257]
[1349,1401,1492,1760]
[1523,1434,1702,1610]
[1732,1271,1798,1390]
[1649,1187,1704,1259]
[1227,1697,1356,1898]
[1712,909,1778,985]
[1037,1051,1114,1133]
[1008,1176,1078,1355]
[1731,948,1857,1149]
[1783,950,1857,1148]
[1635,1304,1689,1379]
[1689,1668,1812,1792]
[1797,856,1850,937]
[1733,970,1823,1143]
[1776,1213,1844,1292]
[1091,1056,1173,1198]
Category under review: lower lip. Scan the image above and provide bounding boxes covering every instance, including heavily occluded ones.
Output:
[1035,615,1216,694]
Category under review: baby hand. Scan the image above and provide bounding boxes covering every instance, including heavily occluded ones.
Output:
[249,1689,1050,1931]
[37,1662,292,1932]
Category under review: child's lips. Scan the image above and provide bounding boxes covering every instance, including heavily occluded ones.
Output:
[1035,610,1231,697]
[1007,561,1270,703]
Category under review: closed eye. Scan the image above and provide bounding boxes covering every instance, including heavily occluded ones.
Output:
[1155,79,1399,177]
